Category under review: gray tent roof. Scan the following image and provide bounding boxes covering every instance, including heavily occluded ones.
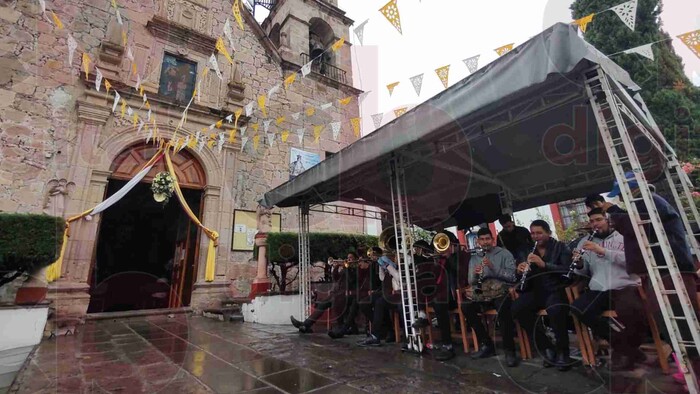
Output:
[261,23,666,229]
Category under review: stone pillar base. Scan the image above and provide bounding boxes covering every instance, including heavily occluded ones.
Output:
[248,278,271,299]
[191,280,229,312]
[47,281,91,318]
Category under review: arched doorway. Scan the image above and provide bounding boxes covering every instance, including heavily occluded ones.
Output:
[87,144,206,313]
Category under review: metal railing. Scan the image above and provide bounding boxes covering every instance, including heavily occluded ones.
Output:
[300,53,347,84]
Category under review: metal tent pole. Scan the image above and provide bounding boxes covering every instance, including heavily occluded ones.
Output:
[585,66,699,393]
[298,203,311,320]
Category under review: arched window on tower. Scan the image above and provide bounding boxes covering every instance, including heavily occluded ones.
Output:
[308,18,334,76]
[269,23,281,48]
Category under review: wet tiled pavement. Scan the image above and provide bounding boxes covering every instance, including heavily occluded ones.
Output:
[9,315,683,393]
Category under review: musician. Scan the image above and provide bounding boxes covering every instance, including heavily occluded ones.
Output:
[511,220,574,371]
[570,208,644,370]
[462,228,518,367]
[497,214,535,263]
[358,249,402,347]
[584,194,605,212]
[290,252,359,333]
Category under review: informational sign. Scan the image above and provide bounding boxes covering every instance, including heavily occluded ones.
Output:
[289,147,320,180]
[232,210,281,251]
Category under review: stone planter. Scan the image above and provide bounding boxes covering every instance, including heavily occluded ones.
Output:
[14,267,48,306]
[0,303,49,352]
[241,294,300,325]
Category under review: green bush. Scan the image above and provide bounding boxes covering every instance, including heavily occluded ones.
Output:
[257,232,379,263]
[0,214,66,278]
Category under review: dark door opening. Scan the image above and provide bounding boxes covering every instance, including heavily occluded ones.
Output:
[87,180,202,313]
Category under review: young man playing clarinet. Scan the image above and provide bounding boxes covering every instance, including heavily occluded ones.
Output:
[463,228,519,367]
[570,208,645,371]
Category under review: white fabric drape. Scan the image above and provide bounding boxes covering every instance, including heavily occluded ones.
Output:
[90,154,162,215]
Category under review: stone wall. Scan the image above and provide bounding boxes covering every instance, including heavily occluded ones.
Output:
[0,0,366,312]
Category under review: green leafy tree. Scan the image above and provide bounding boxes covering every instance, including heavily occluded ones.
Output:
[571,0,700,160]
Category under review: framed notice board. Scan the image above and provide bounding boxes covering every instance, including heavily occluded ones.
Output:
[231,210,281,251]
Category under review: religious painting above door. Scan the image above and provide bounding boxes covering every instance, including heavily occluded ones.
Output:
[158,53,197,104]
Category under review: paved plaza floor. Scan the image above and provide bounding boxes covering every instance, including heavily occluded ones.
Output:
[8,315,684,393]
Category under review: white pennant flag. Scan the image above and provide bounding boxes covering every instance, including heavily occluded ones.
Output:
[225,114,233,123]
[409,73,424,96]
[197,138,205,152]
[147,109,152,121]
[146,128,153,144]
[623,43,654,60]
[353,19,369,46]
[241,137,249,152]
[142,93,147,105]
[112,91,121,113]
[67,35,77,66]
[240,126,247,136]
[371,113,383,129]
[135,74,141,91]
[301,62,312,77]
[291,112,300,121]
[297,128,305,144]
[359,90,371,103]
[95,67,103,92]
[263,119,273,132]
[116,9,122,25]
[126,106,133,116]
[223,18,236,51]
[267,133,275,147]
[39,0,46,14]
[320,102,333,110]
[611,0,638,31]
[330,121,342,141]
[208,54,223,80]
[209,123,216,130]
[268,84,280,100]
[217,133,225,153]
[137,120,145,134]
[181,136,191,152]
[126,46,134,61]
[462,55,480,74]
[244,101,254,117]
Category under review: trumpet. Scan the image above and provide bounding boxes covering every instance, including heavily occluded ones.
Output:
[518,241,538,292]
[563,230,597,279]
[327,258,359,268]
[473,248,487,295]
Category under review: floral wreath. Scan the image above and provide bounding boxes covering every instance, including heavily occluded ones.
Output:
[151,171,175,204]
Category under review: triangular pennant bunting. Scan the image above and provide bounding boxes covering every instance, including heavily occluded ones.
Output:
[339,96,352,105]
[354,19,369,46]
[223,18,236,51]
[409,73,424,96]
[95,67,103,91]
[305,106,315,117]
[320,102,333,110]
[240,126,247,136]
[252,135,260,151]
[677,29,700,59]
[258,95,267,117]
[104,79,112,94]
[623,43,654,60]
[331,37,345,52]
[462,55,480,74]
[359,91,371,103]
[241,137,248,152]
[263,119,272,132]
[245,102,254,117]
[379,0,402,34]
[297,128,304,144]
[435,65,450,89]
[225,114,233,123]
[217,133,225,153]
[268,84,280,100]
[137,120,145,134]
[208,54,223,80]
[394,107,407,118]
[82,53,91,80]
[251,123,259,133]
[112,91,121,113]
[284,73,297,89]
[234,108,242,125]
[120,99,127,119]
[301,62,312,77]
[611,0,637,31]
[291,112,300,121]
[216,37,234,64]
[281,130,290,143]
[67,35,77,66]
[350,117,361,137]
[232,0,244,31]
[266,133,275,147]
[386,82,400,96]
[126,46,134,61]
[495,43,514,56]
[573,13,595,33]
[313,125,324,143]
[330,121,341,140]
[229,129,236,143]
[371,113,383,129]
[115,9,122,25]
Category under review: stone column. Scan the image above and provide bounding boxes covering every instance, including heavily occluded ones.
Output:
[249,205,272,298]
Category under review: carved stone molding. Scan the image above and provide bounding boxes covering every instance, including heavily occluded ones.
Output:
[146,16,216,56]
[227,81,246,104]
[98,41,125,68]
[76,100,112,125]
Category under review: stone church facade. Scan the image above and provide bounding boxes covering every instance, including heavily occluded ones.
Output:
[0,0,365,316]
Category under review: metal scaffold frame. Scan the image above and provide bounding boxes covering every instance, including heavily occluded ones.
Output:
[585,65,700,393]
[298,203,311,320]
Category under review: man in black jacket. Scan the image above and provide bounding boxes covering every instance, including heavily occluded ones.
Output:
[497,214,535,264]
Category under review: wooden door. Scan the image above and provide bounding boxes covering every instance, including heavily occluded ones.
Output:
[169,225,190,308]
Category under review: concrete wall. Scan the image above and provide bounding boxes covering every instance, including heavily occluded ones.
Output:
[241,294,300,324]
[0,306,49,351]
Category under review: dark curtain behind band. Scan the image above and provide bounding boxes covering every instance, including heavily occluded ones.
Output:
[449,193,502,230]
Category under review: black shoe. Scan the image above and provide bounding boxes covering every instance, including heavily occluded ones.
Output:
[328,330,344,339]
[471,343,496,359]
[556,353,575,372]
[543,348,557,368]
[505,350,519,367]
[412,317,430,329]
[290,316,302,329]
[434,345,455,361]
[298,325,313,334]
[358,336,381,347]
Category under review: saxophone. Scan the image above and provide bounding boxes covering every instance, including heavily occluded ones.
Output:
[518,241,538,292]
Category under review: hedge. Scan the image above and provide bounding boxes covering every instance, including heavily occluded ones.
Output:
[256,232,379,263]
[0,214,66,278]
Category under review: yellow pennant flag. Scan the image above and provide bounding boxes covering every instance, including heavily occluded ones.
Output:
[379,0,402,34]
[386,81,400,96]
[276,116,285,125]
[252,134,260,150]
[495,43,514,56]
[313,124,324,143]
[82,53,91,80]
[139,86,144,96]
[132,62,138,75]
[331,37,345,52]
[216,37,234,64]
[122,31,127,46]
[281,130,290,143]
[208,139,215,148]
[104,79,112,94]
[677,29,700,59]
[51,12,64,29]
[215,120,223,128]
[251,123,259,133]
[284,73,297,89]
[188,136,197,148]
[258,95,267,117]
[339,96,352,105]
[435,65,450,89]
[573,13,595,33]
[145,101,151,110]
[229,129,236,143]
[232,0,244,31]
[132,112,138,126]
[111,0,117,8]
[394,107,407,118]
[120,99,126,119]
[350,117,361,138]
[234,108,243,126]
[306,106,315,117]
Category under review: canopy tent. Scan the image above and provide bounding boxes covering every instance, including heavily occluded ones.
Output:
[260,23,668,229]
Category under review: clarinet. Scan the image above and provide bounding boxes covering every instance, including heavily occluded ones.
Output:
[518,241,538,292]
[473,248,486,295]
[563,230,597,279]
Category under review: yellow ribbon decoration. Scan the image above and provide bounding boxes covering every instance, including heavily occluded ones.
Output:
[234,108,243,127]
[165,149,219,281]
[229,129,237,143]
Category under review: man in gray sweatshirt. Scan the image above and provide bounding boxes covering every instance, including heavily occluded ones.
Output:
[571,208,645,371]
[463,228,518,367]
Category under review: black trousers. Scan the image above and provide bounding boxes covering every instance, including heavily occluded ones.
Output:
[512,288,570,355]
[462,296,515,351]
[570,287,645,356]
[368,293,400,340]
[431,302,452,346]
[337,294,361,330]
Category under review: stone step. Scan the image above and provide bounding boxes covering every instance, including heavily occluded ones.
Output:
[221,297,249,308]
[202,307,244,323]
